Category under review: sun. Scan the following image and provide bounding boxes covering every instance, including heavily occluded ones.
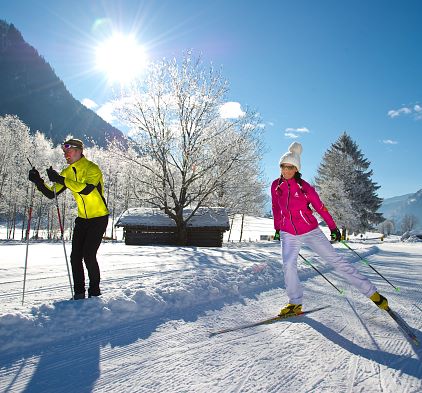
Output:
[95,33,148,84]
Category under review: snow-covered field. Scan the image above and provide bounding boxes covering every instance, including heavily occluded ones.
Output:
[0,224,421,392]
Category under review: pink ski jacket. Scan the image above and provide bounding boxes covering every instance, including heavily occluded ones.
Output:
[271,177,337,236]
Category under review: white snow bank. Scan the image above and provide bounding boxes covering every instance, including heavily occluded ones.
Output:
[0,241,379,354]
[0,253,282,353]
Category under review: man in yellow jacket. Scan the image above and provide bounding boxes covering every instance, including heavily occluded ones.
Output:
[29,139,109,300]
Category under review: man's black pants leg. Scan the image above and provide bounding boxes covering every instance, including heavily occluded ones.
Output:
[70,215,108,296]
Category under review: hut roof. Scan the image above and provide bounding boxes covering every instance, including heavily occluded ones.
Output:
[115,207,230,229]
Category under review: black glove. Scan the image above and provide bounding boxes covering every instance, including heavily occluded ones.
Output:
[274,230,280,241]
[330,228,341,242]
[46,166,65,185]
[28,167,42,184]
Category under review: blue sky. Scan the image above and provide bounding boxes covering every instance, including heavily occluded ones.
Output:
[2,0,422,199]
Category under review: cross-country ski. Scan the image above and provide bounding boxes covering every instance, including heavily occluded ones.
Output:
[209,305,330,336]
[386,307,420,346]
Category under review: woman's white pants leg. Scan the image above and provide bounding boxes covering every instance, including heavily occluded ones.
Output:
[281,228,377,305]
[280,232,303,304]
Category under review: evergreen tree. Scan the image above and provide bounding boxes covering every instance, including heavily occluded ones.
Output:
[315,132,383,236]
[315,176,358,238]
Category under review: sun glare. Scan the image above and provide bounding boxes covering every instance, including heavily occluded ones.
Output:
[95,33,148,84]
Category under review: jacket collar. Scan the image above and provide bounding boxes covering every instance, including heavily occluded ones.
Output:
[70,155,87,170]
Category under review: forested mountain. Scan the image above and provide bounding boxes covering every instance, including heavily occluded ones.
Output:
[0,20,122,147]
[380,189,422,230]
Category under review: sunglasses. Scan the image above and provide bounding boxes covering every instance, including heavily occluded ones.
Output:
[62,144,80,150]
[280,164,296,170]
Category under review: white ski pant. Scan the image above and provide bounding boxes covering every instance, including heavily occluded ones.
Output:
[280,227,377,304]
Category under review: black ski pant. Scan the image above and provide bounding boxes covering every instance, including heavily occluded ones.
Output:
[70,215,108,296]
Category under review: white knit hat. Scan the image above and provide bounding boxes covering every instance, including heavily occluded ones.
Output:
[279,142,303,171]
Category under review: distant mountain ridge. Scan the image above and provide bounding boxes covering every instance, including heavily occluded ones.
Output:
[379,189,422,230]
[0,20,123,147]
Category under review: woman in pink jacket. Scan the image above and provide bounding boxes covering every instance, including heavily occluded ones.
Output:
[271,142,389,316]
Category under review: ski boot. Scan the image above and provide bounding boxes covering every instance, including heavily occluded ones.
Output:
[370,291,389,310]
[278,303,302,317]
[71,292,86,300]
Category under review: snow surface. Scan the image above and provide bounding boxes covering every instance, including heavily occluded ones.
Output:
[0,225,421,392]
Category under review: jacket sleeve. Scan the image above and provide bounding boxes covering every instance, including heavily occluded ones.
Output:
[35,181,66,199]
[271,179,282,230]
[303,181,337,230]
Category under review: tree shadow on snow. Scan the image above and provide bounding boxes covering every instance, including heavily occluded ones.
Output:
[301,316,422,379]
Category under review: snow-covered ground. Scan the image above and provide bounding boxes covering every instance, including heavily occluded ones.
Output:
[0,224,421,392]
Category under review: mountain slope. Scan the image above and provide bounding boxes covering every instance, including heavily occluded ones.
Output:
[380,189,422,230]
[0,20,123,147]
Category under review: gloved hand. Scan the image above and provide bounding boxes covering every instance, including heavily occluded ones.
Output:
[46,166,65,185]
[28,167,42,184]
[274,230,280,241]
[330,228,341,242]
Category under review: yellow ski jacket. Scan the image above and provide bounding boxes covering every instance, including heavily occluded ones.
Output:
[44,156,109,219]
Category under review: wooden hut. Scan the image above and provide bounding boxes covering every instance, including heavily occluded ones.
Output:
[115,207,230,247]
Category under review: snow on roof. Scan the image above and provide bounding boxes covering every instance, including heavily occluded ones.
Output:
[116,207,230,229]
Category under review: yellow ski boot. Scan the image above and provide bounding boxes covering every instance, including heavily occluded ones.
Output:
[278,303,302,317]
[370,291,389,310]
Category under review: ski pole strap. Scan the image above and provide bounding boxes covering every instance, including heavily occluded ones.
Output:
[340,241,400,292]
[299,253,345,295]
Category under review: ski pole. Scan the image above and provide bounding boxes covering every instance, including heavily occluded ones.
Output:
[340,240,400,292]
[54,187,74,299]
[22,183,35,305]
[299,253,345,295]
[22,158,36,305]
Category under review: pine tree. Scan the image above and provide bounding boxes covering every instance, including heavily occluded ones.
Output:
[315,132,383,236]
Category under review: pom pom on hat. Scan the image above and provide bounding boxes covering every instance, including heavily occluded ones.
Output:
[279,142,302,171]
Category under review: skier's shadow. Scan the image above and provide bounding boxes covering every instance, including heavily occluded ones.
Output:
[300,316,422,379]
[13,314,163,393]
[21,338,101,393]
[6,299,225,393]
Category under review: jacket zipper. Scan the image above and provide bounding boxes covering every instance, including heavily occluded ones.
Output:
[286,181,298,234]
[73,167,88,218]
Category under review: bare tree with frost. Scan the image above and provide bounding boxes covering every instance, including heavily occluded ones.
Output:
[114,53,266,244]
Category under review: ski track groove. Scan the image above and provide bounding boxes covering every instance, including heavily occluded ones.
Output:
[0,267,200,300]
[346,356,359,393]
[94,311,308,392]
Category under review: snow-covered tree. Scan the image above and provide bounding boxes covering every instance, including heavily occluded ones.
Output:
[315,176,358,239]
[115,52,266,244]
[379,220,394,236]
[0,115,35,238]
[401,214,418,233]
[315,132,383,236]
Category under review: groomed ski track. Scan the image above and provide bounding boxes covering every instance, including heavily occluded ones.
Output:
[0,241,421,392]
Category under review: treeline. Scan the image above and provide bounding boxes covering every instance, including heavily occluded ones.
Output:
[0,115,137,240]
[0,114,268,241]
